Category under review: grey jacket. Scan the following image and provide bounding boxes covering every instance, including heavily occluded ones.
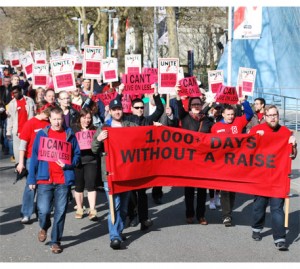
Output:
[91,120,138,182]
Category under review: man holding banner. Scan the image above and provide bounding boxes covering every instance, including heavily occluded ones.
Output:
[91,98,138,250]
[27,107,81,254]
[211,97,253,227]
[249,105,297,251]
[121,84,164,230]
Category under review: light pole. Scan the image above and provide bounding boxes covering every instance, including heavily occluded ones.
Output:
[71,17,82,52]
[100,9,116,58]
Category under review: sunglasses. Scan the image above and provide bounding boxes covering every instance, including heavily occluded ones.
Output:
[133,106,144,110]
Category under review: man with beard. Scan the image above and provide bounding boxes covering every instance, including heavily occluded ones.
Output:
[249,105,297,251]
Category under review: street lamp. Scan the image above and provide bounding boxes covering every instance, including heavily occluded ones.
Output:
[71,17,82,52]
[100,9,116,58]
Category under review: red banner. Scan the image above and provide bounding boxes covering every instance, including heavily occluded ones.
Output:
[104,126,292,198]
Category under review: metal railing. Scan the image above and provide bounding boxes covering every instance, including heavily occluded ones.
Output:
[248,90,300,132]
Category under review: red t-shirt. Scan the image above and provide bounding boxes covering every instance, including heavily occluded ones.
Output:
[19,117,49,158]
[16,97,28,135]
[211,115,248,134]
[257,112,264,121]
[249,122,292,136]
[37,128,67,185]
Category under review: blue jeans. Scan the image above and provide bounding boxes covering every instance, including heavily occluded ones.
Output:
[37,184,70,246]
[2,119,13,155]
[21,158,36,218]
[252,196,286,243]
[103,181,130,241]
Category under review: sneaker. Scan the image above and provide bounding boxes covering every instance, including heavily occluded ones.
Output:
[21,216,30,224]
[223,217,232,227]
[214,195,221,207]
[275,242,288,251]
[209,200,216,210]
[252,231,262,241]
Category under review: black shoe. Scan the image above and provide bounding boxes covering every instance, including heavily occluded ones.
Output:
[275,242,288,251]
[121,233,127,241]
[141,219,153,231]
[110,239,121,250]
[153,198,162,205]
[252,231,262,241]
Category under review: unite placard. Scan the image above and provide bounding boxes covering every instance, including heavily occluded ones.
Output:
[20,52,34,79]
[158,58,179,94]
[83,45,104,79]
[125,54,141,74]
[208,70,224,94]
[50,58,75,93]
[102,58,118,83]
[32,64,49,88]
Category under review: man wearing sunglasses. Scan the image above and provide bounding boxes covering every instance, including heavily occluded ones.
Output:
[117,84,164,231]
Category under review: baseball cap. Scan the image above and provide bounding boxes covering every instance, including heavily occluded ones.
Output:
[109,98,122,109]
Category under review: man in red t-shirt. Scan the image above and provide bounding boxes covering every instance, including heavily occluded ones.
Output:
[16,100,51,224]
[249,105,297,251]
[27,107,80,254]
[211,97,253,227]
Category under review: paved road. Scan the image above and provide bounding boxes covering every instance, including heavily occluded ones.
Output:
[0,143,299,264]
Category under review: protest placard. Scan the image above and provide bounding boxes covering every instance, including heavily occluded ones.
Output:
[50,58,75,93]
[50,49,61,59]
[216,85,239,104]
[20,52,34,79]
[38,137,71,165]
[75,130,96,150]
[208,70,224,93]
[96,90,117,106]
[158,58,179,94]
[122,73,153,95]
[9,51,20,67]
[34,50,47,64]
[102,58,118,83]
[178,76,201,97]
[125,54,141,74]
[142,67,158,84]
[237,67,256,97]
[121,94,132,113]
[83,45,104,79]
[32,64,49,88]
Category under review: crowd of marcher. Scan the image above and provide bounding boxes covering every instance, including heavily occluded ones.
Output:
[0,60,297,254]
